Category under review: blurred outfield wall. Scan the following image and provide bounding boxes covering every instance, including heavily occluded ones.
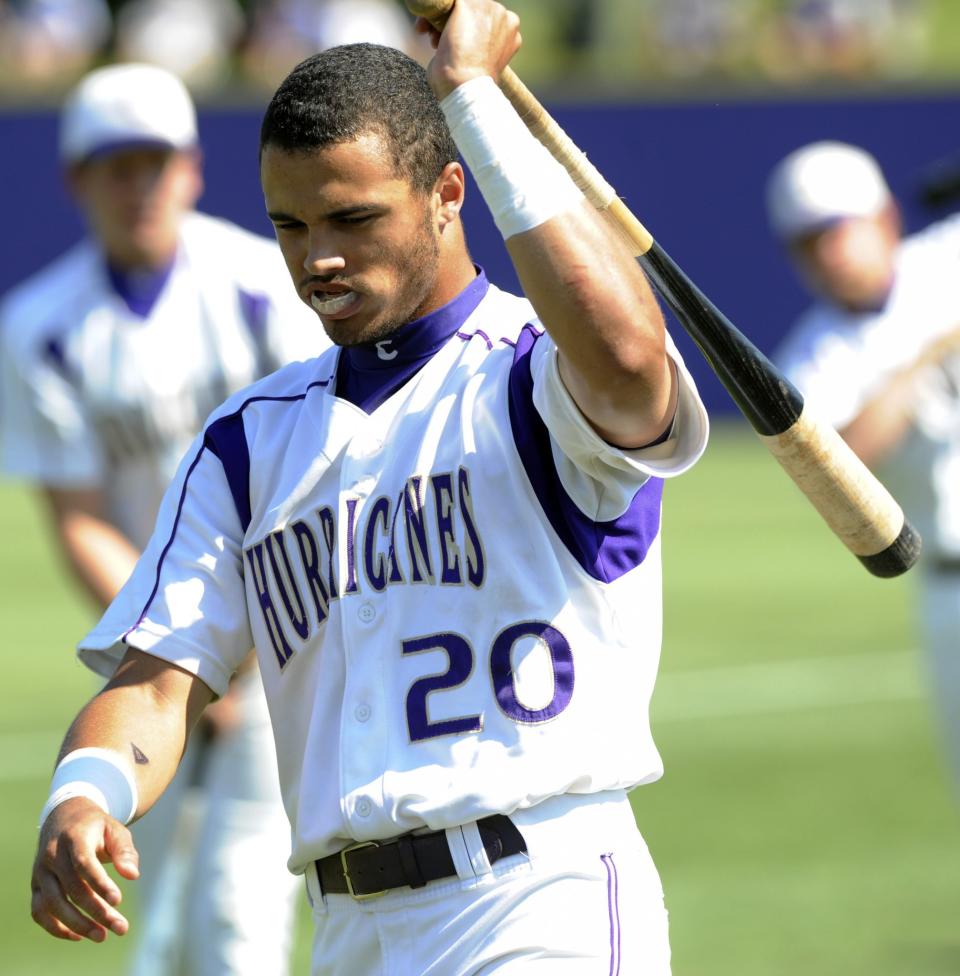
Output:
[1,92,957,415]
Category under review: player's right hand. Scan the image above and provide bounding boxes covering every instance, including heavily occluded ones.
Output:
[30,796,140,943]
[418,0,522,99]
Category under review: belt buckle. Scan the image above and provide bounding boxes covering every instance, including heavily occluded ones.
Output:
[340,841,386,900]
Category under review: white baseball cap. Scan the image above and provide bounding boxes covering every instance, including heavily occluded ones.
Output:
[766,141,891,240]
[59,63,198,164]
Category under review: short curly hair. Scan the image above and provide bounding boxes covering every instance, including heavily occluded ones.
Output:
[260,43,459,192]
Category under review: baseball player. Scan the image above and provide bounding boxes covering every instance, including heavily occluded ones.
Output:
[2,64,328,974]
[29,4,709,972]
[768,141,960,786]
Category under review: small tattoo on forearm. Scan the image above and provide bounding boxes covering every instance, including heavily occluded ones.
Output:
[131,743,149,765]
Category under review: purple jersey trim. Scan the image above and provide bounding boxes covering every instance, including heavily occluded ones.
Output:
[106,259,175,319]
[335,268,489,413]
[42,336,77,383]
[121,378,331,641]
[120,442,208,644]
[204,412,252,532]
[507,325,663,582]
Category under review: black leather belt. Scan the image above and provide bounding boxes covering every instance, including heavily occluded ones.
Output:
[317,814,527,900]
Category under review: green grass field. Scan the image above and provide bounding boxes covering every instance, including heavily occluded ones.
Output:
[2,421,956,975]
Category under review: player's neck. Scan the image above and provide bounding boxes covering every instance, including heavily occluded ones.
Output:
[428,237,478,314]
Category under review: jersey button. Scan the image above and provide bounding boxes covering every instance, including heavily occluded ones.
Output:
[358,603,376,623]
[356,798,372,817]
[354,703,371,722]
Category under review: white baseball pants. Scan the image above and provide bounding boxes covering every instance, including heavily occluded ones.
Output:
[304,790,671,975]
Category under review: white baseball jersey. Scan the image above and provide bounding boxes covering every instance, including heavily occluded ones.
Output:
[79,272,709,873]
[776,212,960,559]
[0,210,324,547]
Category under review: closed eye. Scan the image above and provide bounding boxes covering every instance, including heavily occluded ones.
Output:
[268,214,305,232]
[336,213,376,226]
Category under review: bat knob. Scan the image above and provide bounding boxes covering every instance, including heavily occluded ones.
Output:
[857,518,922,578]
[405,0,454,24]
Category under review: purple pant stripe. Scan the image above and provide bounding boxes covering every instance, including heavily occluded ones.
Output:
[602,853,621,975]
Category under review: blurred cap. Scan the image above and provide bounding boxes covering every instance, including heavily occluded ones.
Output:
[59,63,197,164]
[766,141,891,240]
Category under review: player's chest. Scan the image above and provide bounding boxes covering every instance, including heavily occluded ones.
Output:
[242,363,518,610]
[66,296,259,453]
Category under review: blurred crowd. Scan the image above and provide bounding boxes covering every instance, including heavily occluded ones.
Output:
[0,0,949,98]
[0,0,430,94]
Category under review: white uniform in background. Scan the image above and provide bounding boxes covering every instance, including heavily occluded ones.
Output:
[777,211,960,782]
[0,209,328,975]
[78,271,709,973]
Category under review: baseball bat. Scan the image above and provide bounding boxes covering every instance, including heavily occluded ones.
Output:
[407,0,922,578]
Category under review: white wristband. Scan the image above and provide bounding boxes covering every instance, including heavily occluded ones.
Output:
[440,76,584,240]
[39,748,139,829]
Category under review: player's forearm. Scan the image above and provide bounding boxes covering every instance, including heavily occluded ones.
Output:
[436,65,675,445]
[56,650,213,818]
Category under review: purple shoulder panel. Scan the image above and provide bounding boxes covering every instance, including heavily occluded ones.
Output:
[204,412,253,532]
[507,325,663,582]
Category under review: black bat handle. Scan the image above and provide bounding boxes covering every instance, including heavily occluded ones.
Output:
[639,241,921,578]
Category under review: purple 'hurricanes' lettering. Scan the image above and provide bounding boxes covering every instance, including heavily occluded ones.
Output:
[364,496,391,591]
[404,476,434,584]
[266,530,310,641]
[317,506,339,603]
[431,472,462,585]
[291,519,330,626]
[344,498,360,595]
[458,467,485,588]
[245,541,294,667]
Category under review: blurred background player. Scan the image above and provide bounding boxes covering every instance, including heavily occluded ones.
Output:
[0,62,326,974]
[767,139,960,788]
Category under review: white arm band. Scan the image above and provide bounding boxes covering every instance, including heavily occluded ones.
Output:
[440,75,584,240]
[39,747,139,829]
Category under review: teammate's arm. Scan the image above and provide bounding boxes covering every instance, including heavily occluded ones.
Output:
[42,486,141,610]
[42,484,252,735]
[422,0,676,449]
[31,648,214,943]
[840,322,960,466]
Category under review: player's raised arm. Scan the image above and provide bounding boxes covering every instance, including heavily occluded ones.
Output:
[419,0,677,449]
[31,649,213,943]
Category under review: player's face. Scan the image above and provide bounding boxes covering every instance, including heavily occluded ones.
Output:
[789,211,900,312]
[68,147,203,270]
[261,133,449,347]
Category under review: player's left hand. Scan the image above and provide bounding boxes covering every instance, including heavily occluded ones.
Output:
[30,797,140,943]
[414,0,522,99]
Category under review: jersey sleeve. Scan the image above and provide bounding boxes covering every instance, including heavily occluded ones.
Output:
[529,329,709,521]
[0,307,103,486]
[78,427,252,696]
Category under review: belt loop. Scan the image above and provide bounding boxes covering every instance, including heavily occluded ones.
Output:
[462,822,495,878]
[445,825,482,879]
[305,861,328,914]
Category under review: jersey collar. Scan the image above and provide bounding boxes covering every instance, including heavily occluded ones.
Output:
[105,256,176,319]
[342,268,488,373]
[334,267,489,414]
